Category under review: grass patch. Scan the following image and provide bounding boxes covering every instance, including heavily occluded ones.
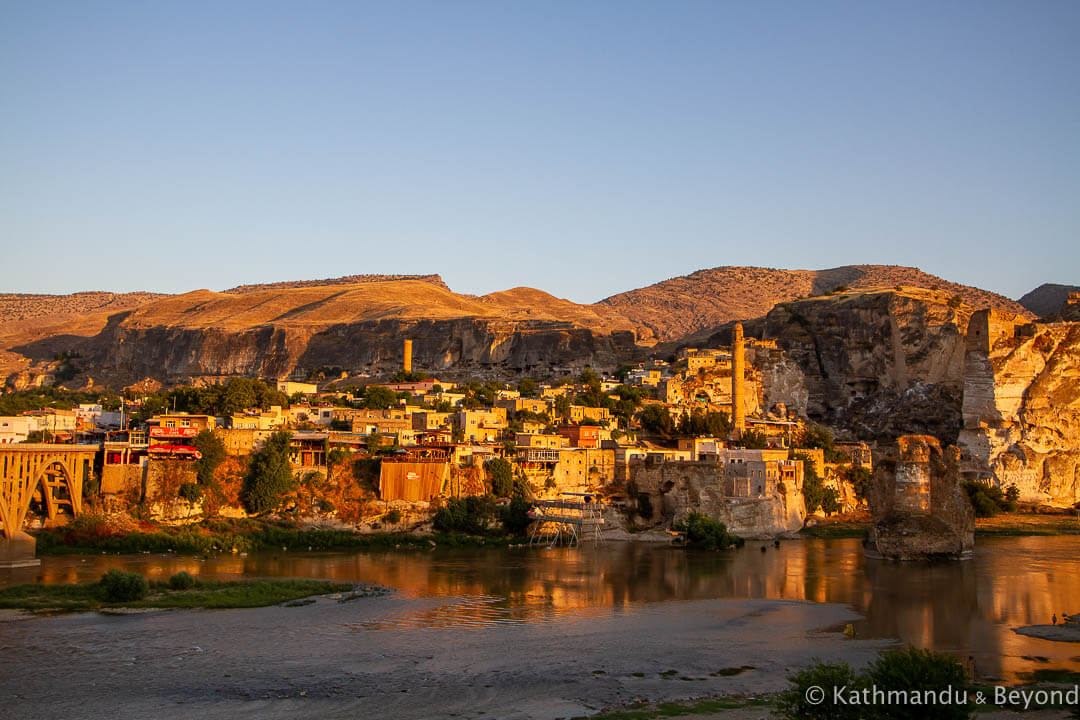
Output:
[0,577,371,613]
[576,696,771,720]
[799,522,869,539]
[32,518,514,556]
[1014,668,1080,684]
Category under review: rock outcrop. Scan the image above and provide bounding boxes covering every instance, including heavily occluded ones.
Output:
[1018,283,1080,318]
[957,310,1080,505]
[742,288,973,443]
[628,459,805,538]
[867,435,974,560]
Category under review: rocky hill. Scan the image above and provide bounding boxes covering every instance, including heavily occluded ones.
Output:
[223,274,451,294]
[599,265,1032,342]
[1018,283,1080,318]
[2,280,638,387]
[0,291,164,326]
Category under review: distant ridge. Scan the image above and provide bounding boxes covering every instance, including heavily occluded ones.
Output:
[223,274,451,294]
[1018,283,1080,318]
[598,264,1033,342]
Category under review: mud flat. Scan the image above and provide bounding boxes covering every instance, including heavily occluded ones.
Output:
[0,591,886,720]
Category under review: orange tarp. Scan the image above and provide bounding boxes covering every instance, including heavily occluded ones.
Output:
[378,461,449,501]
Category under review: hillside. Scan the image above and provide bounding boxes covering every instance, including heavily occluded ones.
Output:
[1018,283,1080,318]
[598,264,1033,342]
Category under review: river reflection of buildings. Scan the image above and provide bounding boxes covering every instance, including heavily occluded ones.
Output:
[7,537,1079,680]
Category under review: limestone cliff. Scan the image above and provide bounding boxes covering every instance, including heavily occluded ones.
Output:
[6,280,641,386]
[958,310,1080,505]
[741,288,972,442]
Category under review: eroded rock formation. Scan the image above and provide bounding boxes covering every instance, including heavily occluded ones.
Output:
[867,435,973,560]
[958,310,1080,505]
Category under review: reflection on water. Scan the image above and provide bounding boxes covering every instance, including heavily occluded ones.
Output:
[4,536,1078,680]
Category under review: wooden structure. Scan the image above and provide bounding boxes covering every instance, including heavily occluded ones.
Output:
[1,444,99,566]
[528,493,606,546]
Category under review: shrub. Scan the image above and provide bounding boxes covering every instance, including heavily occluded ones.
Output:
[168,571,197,590]
[384,509,402,524]
[683,512,743,550]
[433,496,498,535]
[178,482,203,503]
[963,481,1012,517]
[99,569,148,603]
[776,647,972,720]
[775,660,865,720]
[484,458,514,497]
[866,646,971,719]
[500,495,533,535]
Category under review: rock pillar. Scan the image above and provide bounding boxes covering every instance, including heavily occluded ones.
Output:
[731,322,746,439]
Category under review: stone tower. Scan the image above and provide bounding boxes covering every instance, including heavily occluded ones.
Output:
[403,339,413,374]
[731,322,746,439]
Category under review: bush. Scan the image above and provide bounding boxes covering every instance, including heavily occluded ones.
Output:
[178,482,203,503]
[963,481,1013,517]
[775,660,865,720]
[866,647,971,719]
[484,458,514,497]
[433,496,498,535]
[168,571,197,590]
[775,647,972,720]
[384,509,402,524]
[683,512,743,550]
[99,569,148,603]
[500,496,533,535]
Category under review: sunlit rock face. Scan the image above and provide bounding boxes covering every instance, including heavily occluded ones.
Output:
[867,435,974,560]
[743,288,972,443]
[958,310,1080,506]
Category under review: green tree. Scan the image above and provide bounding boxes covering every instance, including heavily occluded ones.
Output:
[241,431,296,514]
[485,457,514,497]
[193,430,226,487]
[554,395,571,420]
[517,378,537,397]
[639,404,675,437]
[363,385,397,410]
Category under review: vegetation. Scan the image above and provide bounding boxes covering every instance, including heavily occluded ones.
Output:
[517,378,537,397]
[432,496,498,534]
[776,646,972,720]
[838,462,873,502]
[676,410,730,437]
[679,513,743,550]
[484,457,514,497]
[736,429,770,449]
[0,387,121,416]
[99,569,149,602]
[0,575,359,613]
[639,404,675,438]
[796,424,849,463]
[241,431,296,514]
[962,481,1019,517]
[797,453,840,515]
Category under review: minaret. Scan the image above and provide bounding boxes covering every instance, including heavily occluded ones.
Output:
[731,322,746,439]
[403,339,413,374]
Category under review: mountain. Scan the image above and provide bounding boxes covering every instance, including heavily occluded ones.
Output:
[1018,283,1080,318]
[598,264,1032,342]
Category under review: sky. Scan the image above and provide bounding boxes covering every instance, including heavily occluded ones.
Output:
[1,1,1077,303]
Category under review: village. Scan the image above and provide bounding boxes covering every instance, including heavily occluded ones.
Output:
[0,328,876,545]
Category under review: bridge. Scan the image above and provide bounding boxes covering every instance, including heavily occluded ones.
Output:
[0,444,99,567]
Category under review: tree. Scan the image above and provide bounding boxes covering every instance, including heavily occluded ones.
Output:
[797,452,839,515]
[554,395,571,420]
[241,431,296,514]
[192,430,226,487]
[485,458,514,497]
[363,385,397,410]
[517,378,537,397]
[639,404,675,438]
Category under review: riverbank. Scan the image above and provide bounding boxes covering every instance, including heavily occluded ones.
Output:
[799,512,1080,539]
[32,517,515,556]
[0,576,374,614]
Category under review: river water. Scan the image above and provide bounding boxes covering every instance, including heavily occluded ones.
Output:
[4,536,1079,682]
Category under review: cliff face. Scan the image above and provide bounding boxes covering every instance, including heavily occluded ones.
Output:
[958,310,1080,505]
[8,281,641,386]
[746,288,972,442]
[1018,283,1080,318]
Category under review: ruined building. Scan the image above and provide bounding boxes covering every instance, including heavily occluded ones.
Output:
[867,435,973,560]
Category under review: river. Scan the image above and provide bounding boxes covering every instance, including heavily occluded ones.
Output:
[4,535,1078,682]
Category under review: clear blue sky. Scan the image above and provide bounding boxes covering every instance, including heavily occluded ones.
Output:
[2,1,1077,302]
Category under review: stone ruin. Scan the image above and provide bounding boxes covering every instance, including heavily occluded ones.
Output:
[867,435,974,560]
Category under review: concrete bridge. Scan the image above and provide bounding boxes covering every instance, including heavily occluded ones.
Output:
[0,443,99,567]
